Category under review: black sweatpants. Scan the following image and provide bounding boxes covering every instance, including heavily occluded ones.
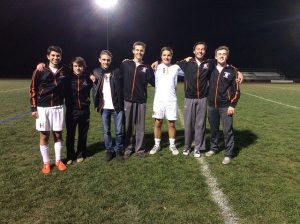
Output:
[66,109,90,160]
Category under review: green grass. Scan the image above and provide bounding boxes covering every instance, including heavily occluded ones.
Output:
[0,81,299,223]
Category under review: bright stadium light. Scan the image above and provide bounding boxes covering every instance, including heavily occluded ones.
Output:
[95,0,118,9]
[95,0,118,50]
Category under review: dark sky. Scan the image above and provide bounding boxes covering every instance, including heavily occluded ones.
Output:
[1,0,300,77]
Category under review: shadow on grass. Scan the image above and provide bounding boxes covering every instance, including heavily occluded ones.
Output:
[86,141,106,158]
[205,129,258,158]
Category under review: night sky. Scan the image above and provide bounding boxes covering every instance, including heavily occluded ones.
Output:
[1,0,300,78]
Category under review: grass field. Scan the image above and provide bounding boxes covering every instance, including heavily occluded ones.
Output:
[0,80,299,224]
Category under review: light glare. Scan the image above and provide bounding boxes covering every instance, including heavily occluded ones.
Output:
[96,0,118,9]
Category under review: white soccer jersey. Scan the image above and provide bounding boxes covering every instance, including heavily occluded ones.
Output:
[154,63,184,102]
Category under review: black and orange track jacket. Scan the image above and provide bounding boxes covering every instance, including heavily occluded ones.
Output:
[64,71,93,111]
[120,60,155,104]
[177,58,215,99]
[30,66,66,112]
[208,64,240,108]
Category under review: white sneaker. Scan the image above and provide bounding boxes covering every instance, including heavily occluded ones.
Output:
[205,150,216,157]
[183,148,190,156]
[149,145,161,155]
[222,157,231,165]
[194,150,201,158]
[169,145,179,155]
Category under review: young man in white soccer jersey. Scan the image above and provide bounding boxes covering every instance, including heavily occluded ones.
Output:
[149,47,184,155]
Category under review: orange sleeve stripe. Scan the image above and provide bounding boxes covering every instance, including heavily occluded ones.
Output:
[30,70,38,108]
[230,75,240,104]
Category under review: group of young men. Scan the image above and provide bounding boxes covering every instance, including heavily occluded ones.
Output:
[30,41,241,174]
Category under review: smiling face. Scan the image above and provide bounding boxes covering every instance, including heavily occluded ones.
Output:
[193,44,206,61]
[161,50,172,65]
[132,45,145,62]
[215,49,229,66]
[99,53,112,70]
[72,62,84,76]
[47,51,61,68]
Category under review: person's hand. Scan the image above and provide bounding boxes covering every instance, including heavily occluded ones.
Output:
[90,74,96,82]
[227,106,235,116]
[32,111,38,118]
[36,63,45,71]
[184,57,193,62]
[151,61,158,70]
[237,71,243,83]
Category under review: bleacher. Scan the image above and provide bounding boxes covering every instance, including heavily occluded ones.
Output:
[240,69,292,83]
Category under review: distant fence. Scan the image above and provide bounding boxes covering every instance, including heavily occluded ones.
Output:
[240,68,288,82]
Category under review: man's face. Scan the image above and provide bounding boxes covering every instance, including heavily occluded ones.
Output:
[161,50,172,65]
[99,54,112,70]
[47,51,61,67]
[132,45,145,61]
[215,49,228,65]
[72,62,84,76]
[193,44,206,61]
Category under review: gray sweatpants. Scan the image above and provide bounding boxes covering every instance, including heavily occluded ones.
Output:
[124,101,146,153]
[184,97,207,152]
[207,106,234,157]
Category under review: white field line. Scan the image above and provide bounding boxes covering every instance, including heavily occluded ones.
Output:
[177,108,239,224]
[0,87,28,93]
[244,92,300,109]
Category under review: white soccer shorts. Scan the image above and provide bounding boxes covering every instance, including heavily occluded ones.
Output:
[152,101,177,120]
[36,105,64,131]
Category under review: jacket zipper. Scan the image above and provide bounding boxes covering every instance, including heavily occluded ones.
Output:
[131,64,137,101]
[77,77,81,109]
[214,72,221,108]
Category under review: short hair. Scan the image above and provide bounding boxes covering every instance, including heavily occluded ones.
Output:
[132,41,146,50]
[99,50,113,58]
[47,45,62,55]
[193,42,207,51]
[160,46,173,56]
[71,57,86,69]
[215,45,230,56]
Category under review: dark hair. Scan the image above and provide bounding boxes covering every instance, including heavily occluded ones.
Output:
[133,41,146,50]
[215,45,230,56]
[47,45,62,55]
[160,46,173,56]
[99,50,113,58]
[71,57,87,69]
[193,42,207,51]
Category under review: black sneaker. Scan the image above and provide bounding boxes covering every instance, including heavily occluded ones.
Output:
[116,151,124,160]
[105,151,115,162]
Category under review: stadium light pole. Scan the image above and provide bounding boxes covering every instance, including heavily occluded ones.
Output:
[95,0,118,50]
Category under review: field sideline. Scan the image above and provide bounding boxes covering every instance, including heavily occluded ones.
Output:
[0,80,299,223]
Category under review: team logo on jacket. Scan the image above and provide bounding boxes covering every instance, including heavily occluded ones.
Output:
[223,72,231,79]
[203,63,208,69]
[141,67,147,73]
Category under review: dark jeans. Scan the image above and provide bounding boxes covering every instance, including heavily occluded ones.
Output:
[101,109,123,153]
[66,109,90,160]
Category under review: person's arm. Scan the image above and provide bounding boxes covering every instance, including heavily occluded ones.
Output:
[228,71,240,115]
[114,69,124,110]
[30,70,40,118]
[147,66,155,87]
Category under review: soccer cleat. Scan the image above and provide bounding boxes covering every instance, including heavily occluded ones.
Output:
[41,163,50,174]
[194,150,201,158]
[169,145,179,155]
[55,160,67,171]
[149,145,161,155]
[66,160,73,165]
[183,148,190,156]
[205,150,216,157]
[77,157,84,163]
[222,157,231,165]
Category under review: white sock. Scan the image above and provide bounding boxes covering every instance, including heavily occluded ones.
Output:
[40,145,50,163]
[54,141,62,162]
[154,138,161,147]
[169,138,175,146]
